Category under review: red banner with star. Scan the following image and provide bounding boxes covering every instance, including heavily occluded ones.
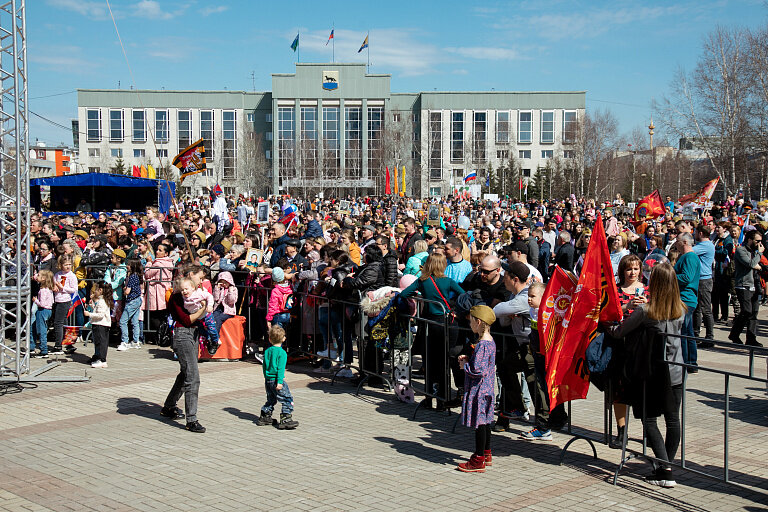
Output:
[633,189,665,223]
[545,214,623,411]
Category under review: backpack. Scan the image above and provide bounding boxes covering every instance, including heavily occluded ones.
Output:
[585,331,612,375]
[280,292,296,314]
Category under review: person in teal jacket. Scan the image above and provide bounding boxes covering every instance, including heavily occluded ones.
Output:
[104,249,127,301]
[400,252,464,410]
[673,233,700,370]
[403,240,429,277]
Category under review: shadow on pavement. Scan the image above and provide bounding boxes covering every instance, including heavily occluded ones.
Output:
[115,396,185,429]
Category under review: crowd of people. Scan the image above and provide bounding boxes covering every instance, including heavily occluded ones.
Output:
[16,188,768,485]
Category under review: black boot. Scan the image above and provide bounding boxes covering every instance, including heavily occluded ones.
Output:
[256,411,273,426]
[277,413,299,430]
[610,425,625,449]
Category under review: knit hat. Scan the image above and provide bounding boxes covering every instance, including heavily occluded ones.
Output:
[74,229,89,240]
[272,267,285,283]
[470,305,496,326]
[220,239,233,252]
[211,244,226,257]
[112,249,126,260]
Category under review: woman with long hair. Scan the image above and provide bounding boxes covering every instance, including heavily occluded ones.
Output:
[400,253,465,411]
[608,263,686,488]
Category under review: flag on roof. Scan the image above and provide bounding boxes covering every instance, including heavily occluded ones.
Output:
[358,34,368,53]
[326,29,334,45]
[173,138,207,182]
[290,33,299,52]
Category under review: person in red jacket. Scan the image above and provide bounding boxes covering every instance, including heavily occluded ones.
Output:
[161,265,208,433]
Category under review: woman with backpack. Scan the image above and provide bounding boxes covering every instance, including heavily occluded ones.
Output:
[606,262,685,489]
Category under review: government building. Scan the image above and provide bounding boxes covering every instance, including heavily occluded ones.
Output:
[76,63,585,198]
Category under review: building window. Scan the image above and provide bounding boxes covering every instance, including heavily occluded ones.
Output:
[110,148,122,158]
[496,150,509,160]
[266,132,273,141]
[429,186,441,196]
[393,113,401,123]
[86,109,101,142]
[88,148,100,158]
[323,107,340,177]
[368,106,383,173]
[429,111,442,181]
[200,110,214,170]
[222,110,236,180]
[412,113,419,123]
[301,107,317,178]
[496,111,510,143]
[451,112,463,163]
[563,110,578,144]
[563,149,576,159]
[156,149,168,158]
[134,149,145,158]
[109,109,124,142]
[522,169,531,177]
[278,107,295,178]
[541,150,553,159]
[132,110,145,142]
[178,110,192,154]
[155,110,168,142]
[412,131,419,141]
[519,150,531,159]
[62,160,70,168]
[265,150,272,160]
[541,111,554,144]
[247,112,255,123]
[345,106,362,179]
[266,113,273,123]
[518,111,532,143]
[88,167,100,173]
[473,111,486,163]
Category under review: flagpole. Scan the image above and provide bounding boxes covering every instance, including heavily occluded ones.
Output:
[333,24,335,63]
[367,32,370,72]
[298,31,300,63]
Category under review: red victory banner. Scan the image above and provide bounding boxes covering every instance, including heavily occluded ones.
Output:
[633,189,665,223]
[173,138,207,182]
[678,177,719,207]
[546,213,623,411]
[385,166,391,194]
[539,265,578,361]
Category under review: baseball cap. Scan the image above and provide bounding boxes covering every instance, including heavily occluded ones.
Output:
[501,260,530,282]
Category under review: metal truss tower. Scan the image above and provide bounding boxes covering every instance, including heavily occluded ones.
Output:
[0,0,30,380]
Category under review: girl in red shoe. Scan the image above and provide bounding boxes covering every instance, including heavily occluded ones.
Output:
[456,305,497,473]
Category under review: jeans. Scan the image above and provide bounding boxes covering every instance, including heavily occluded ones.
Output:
[317,306,333,369]
[52,301,71,349]
[642,384,683,469]
[211,309,232,334]
[261,379,294,415]
[33,308,52,352]
[693,278,714,339]
[730,288,760,343]
[199,312,219,344]
[712,275,730,321]
[164,325,200,423]
[120,298,141,344]
[680,309,696,365]
[271,312,290,329]
[329,307,348,363]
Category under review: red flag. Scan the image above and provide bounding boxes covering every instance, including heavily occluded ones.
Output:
[633,189,665,223]
[132,165,140,177]
[546,214,622,411]
[539,266,578,365]
[519,178,524,190]
[385,167,391,194]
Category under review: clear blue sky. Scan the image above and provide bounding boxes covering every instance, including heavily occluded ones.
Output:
[30,0,767,147]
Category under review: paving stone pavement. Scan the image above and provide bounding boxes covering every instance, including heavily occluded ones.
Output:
[2,319,768,511]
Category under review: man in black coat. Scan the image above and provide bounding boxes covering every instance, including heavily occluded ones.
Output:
[376,234,400,287]
[553,231,575,272]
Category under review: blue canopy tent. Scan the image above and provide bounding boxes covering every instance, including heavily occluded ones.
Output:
[30,174,176,214]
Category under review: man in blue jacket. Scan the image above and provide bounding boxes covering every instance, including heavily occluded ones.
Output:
[693,225,715,346]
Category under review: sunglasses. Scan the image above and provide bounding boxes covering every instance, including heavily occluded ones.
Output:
[479,267,498,275]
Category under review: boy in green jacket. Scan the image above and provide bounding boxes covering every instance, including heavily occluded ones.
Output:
[257,326,299,429]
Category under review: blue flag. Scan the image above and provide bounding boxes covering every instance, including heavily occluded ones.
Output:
[485,175,490,187]
[290,33,299,52]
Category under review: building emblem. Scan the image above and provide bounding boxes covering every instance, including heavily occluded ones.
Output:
[322,70,339,91]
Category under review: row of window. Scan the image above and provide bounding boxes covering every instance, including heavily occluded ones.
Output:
[509,149,576,160]
[441,109,577,148]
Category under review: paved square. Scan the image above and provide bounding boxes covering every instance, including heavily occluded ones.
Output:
[2,320,768,511]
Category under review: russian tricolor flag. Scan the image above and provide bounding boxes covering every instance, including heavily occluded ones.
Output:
[326,29,334,45]
[464,171,477,184]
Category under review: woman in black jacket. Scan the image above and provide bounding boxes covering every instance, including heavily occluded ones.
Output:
[342,245,385,385]
[376,235,400,287]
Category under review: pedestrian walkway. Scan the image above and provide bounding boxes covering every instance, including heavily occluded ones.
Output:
[1,322,767,511]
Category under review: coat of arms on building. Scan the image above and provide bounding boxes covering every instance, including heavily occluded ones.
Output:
[322,70,339,90]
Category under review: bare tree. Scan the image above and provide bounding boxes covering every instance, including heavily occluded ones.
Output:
[237,125,270,197]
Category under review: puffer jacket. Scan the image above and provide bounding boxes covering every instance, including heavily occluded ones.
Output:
[213,271,239,316]
[343,261,384,294]
[380,252,399,287]
[266,282,293,321]
[143,255,174,311]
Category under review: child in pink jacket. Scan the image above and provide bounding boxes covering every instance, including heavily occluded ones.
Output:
[212,271,239,333]
[266,267,293,329]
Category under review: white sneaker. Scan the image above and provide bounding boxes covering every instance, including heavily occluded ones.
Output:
[317,348,330,357]
[116,343,130,351]
[91,360,108,368]
[132,342,142,349]
[336,368,354,378]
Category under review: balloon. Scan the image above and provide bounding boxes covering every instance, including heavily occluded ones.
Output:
[642,253,669,281]
[457,216,470,230]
